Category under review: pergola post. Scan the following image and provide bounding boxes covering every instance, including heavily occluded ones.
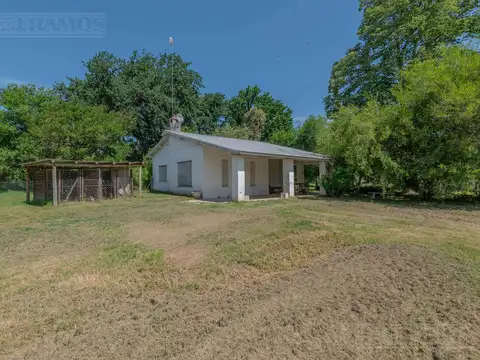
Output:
[129,167,133,197]
[97,168,102,201]
[114,169,118,199]
[52,165,58,207]
[44,170,48,201]
[79,169,84,202]
[138,166,142,197]
[25,169,30,203]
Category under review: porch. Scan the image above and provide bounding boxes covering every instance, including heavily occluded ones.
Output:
[229,156,327,202]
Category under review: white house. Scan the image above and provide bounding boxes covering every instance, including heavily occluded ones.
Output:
[148,124,330,201]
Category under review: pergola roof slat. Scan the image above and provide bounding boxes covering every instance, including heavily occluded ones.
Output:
[23,159,144,169]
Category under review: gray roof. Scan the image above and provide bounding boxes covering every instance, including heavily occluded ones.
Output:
[150,130,330,161]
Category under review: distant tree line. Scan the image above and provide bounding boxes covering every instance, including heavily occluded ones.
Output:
[0,51,303,180]
[1,0,479,201]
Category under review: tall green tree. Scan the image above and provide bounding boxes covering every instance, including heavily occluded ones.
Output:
[296,115,328,153]
[243,107,267,140]
[0,85,133,179]
[328,102,390,191]
[227,85,294,142]
[325,0,480,115]
[384,46,480,199]
[213,124,250,140]
[56,50,203,158]
[24,101,134,161]
[194,93,227,135]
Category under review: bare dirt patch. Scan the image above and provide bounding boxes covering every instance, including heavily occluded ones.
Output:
[166,244,480,360]
[15,244,479,360]
[129,212,240,266]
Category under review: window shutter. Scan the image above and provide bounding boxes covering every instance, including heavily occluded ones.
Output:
[222,160,229,187]
[177,161,192,187]
[250,161,256,186]
[158,165,167,182]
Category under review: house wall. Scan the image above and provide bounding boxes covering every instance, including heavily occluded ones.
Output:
[245,157,269,197]
[202,146,231,199]
[151,135,204,195]
[202,147,271,199]
[268,159,283,187]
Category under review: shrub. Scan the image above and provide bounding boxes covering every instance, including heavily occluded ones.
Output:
[321,166,355,197]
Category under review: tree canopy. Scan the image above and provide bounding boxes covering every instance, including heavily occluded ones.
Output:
[56,50,203,159]
[0,84,133,179]
[324,0,480,115]
[227,85,295,142]
[322,46,480,199]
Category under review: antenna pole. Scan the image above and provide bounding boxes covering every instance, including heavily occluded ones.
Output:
[170,38,174,117]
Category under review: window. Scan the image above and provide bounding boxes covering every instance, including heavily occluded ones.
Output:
[222,160,229,187]
[177,161,192,187]
[158,165,167,182]
[250,161,256,186]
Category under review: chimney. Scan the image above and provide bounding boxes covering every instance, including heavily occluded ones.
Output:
[169,113,184,132]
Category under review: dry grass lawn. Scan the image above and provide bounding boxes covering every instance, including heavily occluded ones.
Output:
[0,191,479,359]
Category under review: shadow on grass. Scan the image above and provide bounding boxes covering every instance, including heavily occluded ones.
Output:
[298,194,480,212]
[26,200,49,207]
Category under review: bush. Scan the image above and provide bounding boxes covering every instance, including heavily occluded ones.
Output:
[321,166,355,197]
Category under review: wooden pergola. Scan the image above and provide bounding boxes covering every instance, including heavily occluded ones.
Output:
[24,159,144,206]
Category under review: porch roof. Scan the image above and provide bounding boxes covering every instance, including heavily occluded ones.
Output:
[150,131,330,161]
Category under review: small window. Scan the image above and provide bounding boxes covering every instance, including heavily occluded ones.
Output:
[158,165,167,182]
[250,161,256,186]
[177,161,192,187]
[222,160,229,187]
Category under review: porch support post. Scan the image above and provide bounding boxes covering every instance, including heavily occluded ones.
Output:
[297,161,305,183]
[283,159,295,198]
[319,160,327,195]
[231,155,245,201]
[52,165,58,207]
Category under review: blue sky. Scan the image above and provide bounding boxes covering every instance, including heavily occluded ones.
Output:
[0,0,361,120]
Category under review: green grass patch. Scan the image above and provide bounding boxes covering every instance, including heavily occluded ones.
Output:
[101,243,165,268]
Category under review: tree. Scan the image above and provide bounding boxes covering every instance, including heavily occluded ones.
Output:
[56,50,203,159]
[227,85,261,125]
[194,93,227,135]
[325,0,480,115]
[24,100,133,161]
[243,108,266,140]
[328,102,389,192]
[269,130,297,147]
[0,85,133,179]
[296,115,327,153]
[213,124,250,139]
[384,46,480,199]
[227,85,294,142]
[0,85,54,179]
